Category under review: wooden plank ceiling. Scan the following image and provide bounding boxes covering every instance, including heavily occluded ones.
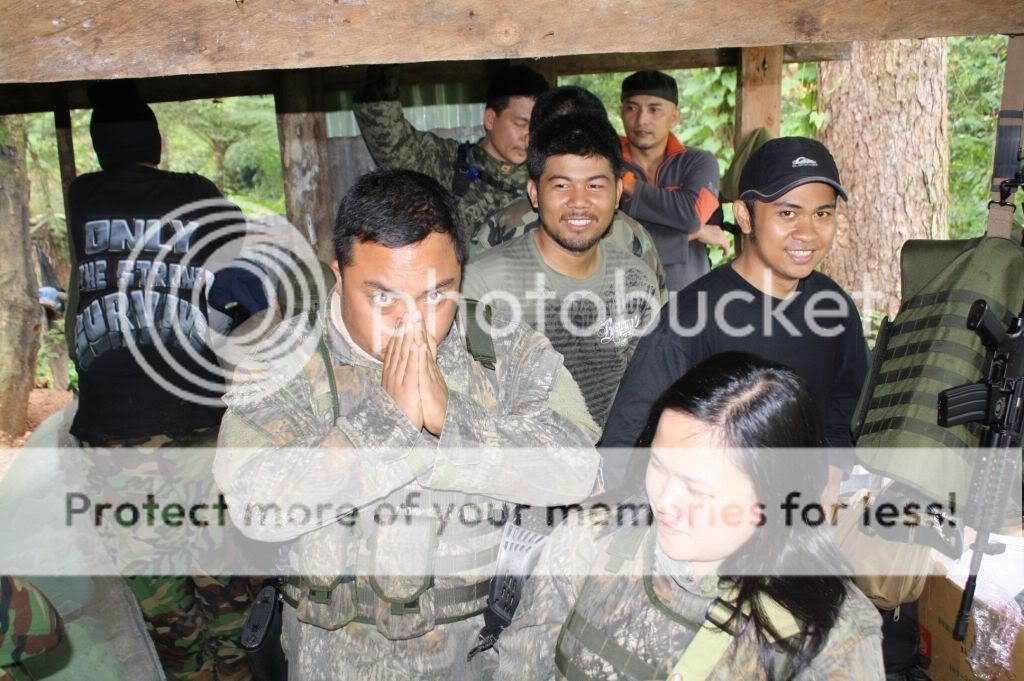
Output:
[2,0,1019,86]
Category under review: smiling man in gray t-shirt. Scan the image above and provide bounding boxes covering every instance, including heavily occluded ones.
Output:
[463,113,661,428]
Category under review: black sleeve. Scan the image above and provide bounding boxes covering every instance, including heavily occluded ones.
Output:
[601,307,694,448]
[187,175,247,263]
[823,296,869,464]
[600,310,695,493]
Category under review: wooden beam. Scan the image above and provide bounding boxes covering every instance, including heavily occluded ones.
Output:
[52,89,77,214]
[556,49,735,76]
[275,70,335,262]
[319,61,505,92]
[0,43,853,116]
[735,46,784,150]
[548,43,852,76]
[784,42,852,63]
[2,0,1018,86]
[0,71,276,116]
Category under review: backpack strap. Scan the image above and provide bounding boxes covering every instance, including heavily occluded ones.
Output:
[451,142,525,201]
[602,525,648,574]
[310,304,341,421]
[451,142,475,199]
[462,299,496,370]
[669,587,802,681]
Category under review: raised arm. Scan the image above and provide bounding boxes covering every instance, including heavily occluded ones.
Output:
[353,67,460,188]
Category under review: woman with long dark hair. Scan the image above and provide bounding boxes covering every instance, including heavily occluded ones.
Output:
[496,352,884,680]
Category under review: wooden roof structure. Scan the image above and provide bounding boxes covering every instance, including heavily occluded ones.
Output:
[2,0,1018,88]
[3,0,1021,258]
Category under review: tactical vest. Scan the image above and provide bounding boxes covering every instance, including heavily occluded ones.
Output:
[854,235,1024,500]
[282,488,503,640]
[282,301,504,640]
[554,528,801,681]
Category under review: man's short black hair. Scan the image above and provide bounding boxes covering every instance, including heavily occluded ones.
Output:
[485,66,550,114]
[529,85,607,134]
[527,112,624,181]
[333,170,468,268]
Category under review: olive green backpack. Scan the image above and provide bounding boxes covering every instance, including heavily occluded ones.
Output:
[853,229,1024,501]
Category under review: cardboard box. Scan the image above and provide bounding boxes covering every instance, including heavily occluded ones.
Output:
[918,571,1024,681]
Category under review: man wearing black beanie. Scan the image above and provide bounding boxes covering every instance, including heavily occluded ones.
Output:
[66,80,260,680]
[618,70,730,292]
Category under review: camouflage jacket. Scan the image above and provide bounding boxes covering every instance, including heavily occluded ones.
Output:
[214,295,601,673]
[354,84,527,247]
[0,577,64,681]
[477,197,668,300]
[496,515,885,681]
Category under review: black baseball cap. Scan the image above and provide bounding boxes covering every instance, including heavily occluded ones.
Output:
[739,137,847,202]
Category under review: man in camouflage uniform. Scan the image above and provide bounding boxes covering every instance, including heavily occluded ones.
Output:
[0,577,64,681]
[214,170,601,680]
[353,65,549,253]
[474,85,667,297]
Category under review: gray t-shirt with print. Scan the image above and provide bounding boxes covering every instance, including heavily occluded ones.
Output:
[463,232,660,428]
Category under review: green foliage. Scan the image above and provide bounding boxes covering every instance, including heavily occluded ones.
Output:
[781,62,826,138]
[948,35,1006,240]
[155,96,282,206]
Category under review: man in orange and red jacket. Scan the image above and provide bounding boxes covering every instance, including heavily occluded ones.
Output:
[618,70,730,292]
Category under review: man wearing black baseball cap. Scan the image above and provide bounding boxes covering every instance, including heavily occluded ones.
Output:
[602,136,868,496]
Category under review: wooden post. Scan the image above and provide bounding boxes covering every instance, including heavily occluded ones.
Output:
[53,90,77,216]
[275,70,334,263]
[734,46,783,150]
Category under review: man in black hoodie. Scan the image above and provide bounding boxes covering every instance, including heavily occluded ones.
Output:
[67,80,261,680]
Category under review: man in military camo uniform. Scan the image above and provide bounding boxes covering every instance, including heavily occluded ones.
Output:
[214,170,601,680]
[353,65,549,254]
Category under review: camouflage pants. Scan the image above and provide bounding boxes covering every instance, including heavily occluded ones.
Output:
[81,427,258,681]
[126,574,258,681]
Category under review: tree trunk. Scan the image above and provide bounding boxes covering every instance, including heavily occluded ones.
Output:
[0,115,41,435]
[214,146,227,193]
[818,39,949,319]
